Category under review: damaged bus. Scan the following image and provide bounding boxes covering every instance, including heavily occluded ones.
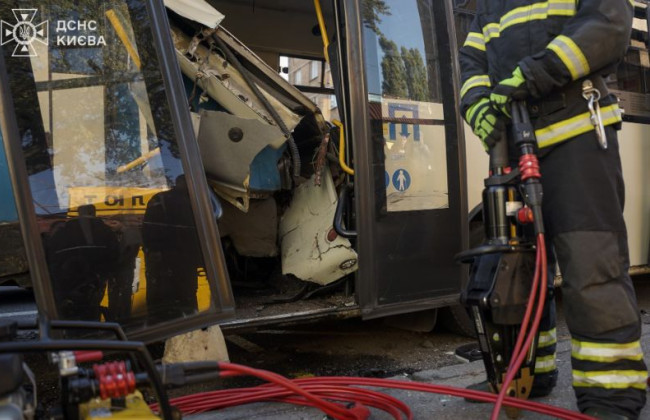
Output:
[0,0,648,341]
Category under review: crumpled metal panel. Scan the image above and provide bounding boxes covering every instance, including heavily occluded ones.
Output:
[197,110,284,187]
[279,166,358,285]
[170,25,300,143]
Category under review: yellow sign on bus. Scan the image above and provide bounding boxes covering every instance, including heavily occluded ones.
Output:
[67,186,166,216]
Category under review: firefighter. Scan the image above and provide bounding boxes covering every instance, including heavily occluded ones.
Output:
[459,1,646,419]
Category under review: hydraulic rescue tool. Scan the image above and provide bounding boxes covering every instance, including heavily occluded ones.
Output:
[457,101,547,419]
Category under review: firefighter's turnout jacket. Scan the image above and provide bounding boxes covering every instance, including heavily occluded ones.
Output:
[459,0,633,148]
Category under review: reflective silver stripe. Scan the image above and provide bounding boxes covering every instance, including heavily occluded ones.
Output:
[535,104,622,148]
[482,24,500,42]
[548,0,577,15]
[535,354,557,373]
[573,370,648,390]
[464,32,486,51]
[500,3,549,32]
[460,75,491,99]
[482,1,576,42]
[547,35,590,80]
[538,328,557,348]
[572,339,645,362]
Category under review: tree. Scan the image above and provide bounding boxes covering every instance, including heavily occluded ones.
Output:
[362,0,391,34]
[401,47,429,101]
[379,36,407,98]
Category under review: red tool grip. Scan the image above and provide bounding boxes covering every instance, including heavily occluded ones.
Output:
[73,351,104,363]
[519,154,540,181]
[94,361,136,399]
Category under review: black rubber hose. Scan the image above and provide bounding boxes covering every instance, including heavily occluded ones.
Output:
[210,33,301,179]
[454,244,515,263]
[334,183,357,238]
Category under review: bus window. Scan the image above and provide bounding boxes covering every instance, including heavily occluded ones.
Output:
[608,0,650,123]
[283,56,340,122]
[363,0,447,213]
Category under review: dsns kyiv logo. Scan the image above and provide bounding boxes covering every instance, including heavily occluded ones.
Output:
[1,9,48,57]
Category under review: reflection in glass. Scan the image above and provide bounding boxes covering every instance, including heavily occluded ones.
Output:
[143,176,203,322]
[1,1,212,334]
[47,204,119,321]
[362,0,449,212]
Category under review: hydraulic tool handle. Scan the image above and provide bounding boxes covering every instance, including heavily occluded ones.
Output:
[511,101,545,235]
[511,101,536,154]
[489,132,509,174]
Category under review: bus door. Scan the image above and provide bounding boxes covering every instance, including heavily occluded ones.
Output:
[341,0,468,318]
[0,0,234,341]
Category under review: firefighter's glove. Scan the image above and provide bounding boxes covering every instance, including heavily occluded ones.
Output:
[490,67,529,117]
[465,97,506,150]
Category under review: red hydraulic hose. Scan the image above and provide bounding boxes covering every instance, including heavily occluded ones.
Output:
[490,234,548,420]
[173,382,411,419]
[152,359,595,420]
[504,233,543,369]
[215,361,369,420]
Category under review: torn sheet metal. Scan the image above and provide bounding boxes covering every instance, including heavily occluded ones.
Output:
[208,181,250,213]
[279,166,358,285]
[215,27,325,120]
[170,25,299,143]
[164,0,225,29]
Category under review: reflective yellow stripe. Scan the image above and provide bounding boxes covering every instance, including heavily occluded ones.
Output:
[464,32,486,51]
[572,339,644,363]
[460,75,491,99]
[535,354,557,373]
[538,328,557,348]
[535,104,622,148]
[573,370,647,390]
[547,35,590,80]
[500,3,549,33]
[482,0,576,43]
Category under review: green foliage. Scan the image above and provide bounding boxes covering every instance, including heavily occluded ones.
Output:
[379,35,408,98]
[401,47,428,101]
[362,0,391,34]
[379,37,429,100]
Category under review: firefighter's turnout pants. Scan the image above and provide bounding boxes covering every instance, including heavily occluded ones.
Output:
[459,0,647,416]
[535,127,647,418]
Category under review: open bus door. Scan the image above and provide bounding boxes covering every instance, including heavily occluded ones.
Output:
[339,0,469,318]
[0,0,235,342]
